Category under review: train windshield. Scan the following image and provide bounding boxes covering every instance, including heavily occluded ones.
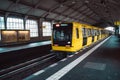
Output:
[53,24,72,46]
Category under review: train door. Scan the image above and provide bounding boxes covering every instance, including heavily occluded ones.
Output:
[96,30,99,40]
[82,28,87,46]
[94,29,98,42]
[87,28,92,45]
[91,29,95,42]
[99,30,101,39]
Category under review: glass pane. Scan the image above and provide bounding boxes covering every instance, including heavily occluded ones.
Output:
[25,19,38,37]
[42,21,52,36]
[0,16,5,29]
[7,17,24,30]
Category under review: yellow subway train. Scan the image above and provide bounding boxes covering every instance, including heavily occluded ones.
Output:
[52,22,110,59]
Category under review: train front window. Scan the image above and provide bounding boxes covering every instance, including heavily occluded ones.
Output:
[53,26,72,46]
[54,30,70,41]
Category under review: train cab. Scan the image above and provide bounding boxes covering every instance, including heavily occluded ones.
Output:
[52,22,82,59]
[52,22,82,52]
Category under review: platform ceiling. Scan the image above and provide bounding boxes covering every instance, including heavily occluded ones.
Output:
[0,0,120,27]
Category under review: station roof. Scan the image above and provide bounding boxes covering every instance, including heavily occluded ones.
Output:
[0,0,120,27]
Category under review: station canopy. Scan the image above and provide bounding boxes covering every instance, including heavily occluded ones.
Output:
[0,0,120,27]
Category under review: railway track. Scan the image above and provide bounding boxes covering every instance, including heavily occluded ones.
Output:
[0,53,56,80]
[0,38,107,80]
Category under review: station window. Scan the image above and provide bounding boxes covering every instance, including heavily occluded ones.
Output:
[0,16,5,40]
[42,21,52,36]
[7,17,24,29]
[26,19,38,37]
[0,31,1,41]
[0,16,5,29]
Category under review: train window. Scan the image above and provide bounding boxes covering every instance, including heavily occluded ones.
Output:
[96,30,99,35]
[87,29,92,37]
[101,30,105,34]
[94,30,98,36]
[94,30,96,36]
[98,30,100,35]
[53,27,72,42]
[91,29,96,36]
[99,30,101,35]
[97,30,101,35]
[90,29,92,36]
[91,29,94,36]
[94,30,96,35]
[76,28,79,39]
[82,28,87,37]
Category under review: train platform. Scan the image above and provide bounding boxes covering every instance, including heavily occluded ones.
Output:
[24,35,120,80]
[0,41,51,53]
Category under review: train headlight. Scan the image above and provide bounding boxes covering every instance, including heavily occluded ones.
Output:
[56,24,60,27]
[67,41,71,44]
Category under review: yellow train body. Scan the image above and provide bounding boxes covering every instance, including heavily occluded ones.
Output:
[52,22,109,53]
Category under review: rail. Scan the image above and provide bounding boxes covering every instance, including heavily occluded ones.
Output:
[0,53,56,79]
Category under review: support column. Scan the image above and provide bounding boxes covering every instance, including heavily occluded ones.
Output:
[4,12,9,29]
[23,15,28,30]
[39,18,44,39]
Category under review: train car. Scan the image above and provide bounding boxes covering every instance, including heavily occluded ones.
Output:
[52,22,109,59]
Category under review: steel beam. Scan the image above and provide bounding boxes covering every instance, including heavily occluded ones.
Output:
[7,0,21,11]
